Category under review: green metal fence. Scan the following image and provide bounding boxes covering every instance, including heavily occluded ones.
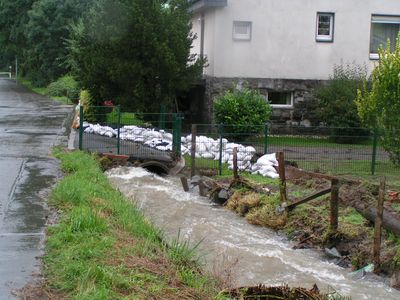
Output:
[186,124,400,179]
[77,106,400,182]
[78,106,182,161]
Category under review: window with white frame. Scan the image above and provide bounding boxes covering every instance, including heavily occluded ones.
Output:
[268,91,293,107]
[370,15,400,59]
[316,12,334,42]
[233,21,252,41]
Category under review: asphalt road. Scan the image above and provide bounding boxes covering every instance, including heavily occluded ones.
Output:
[0,79,71,299]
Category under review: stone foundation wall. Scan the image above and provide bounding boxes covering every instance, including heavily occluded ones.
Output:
[203,76,326,124]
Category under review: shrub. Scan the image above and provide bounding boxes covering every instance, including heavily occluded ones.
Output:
[214,87,271,138]
[356,35,400,164]
[314,64,370,143]
[80,90,96,123]
[47,75,79,101]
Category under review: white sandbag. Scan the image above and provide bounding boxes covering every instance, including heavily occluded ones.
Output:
[259,165,276,173]
[245,146,256,154]
[264,171,279,179]
[196,143,208,154]
[257,153,278,166]
[162,132,172,140]
[201,152,215,159]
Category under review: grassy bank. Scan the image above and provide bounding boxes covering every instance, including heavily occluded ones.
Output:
[19,78,72,104]
[42,149,223,299]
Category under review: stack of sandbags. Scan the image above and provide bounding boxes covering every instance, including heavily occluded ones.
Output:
[84,123,116,138]
[250,153,279,178]
[81,122,279,178]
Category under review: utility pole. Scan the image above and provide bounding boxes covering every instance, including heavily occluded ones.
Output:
[15,57,18,83]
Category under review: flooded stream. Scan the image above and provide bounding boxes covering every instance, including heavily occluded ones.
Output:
[107,167,400,300]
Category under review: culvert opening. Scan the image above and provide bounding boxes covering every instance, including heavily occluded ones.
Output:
[140,161,169,176]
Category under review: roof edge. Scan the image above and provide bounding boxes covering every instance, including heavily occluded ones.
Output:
[189,0,227,13]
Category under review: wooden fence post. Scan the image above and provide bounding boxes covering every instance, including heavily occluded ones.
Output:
[233,147,238,179]
[330,178,339,232]
[373,177,386,275]
[278,152,287,204]
[190,124,197,178]
[180,176,189,192]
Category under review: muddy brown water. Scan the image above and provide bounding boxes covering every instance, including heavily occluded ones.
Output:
[107,167,400,300]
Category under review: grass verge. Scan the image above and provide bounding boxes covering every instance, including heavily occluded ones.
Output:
[19,78,72,104]
[43,149,222,299]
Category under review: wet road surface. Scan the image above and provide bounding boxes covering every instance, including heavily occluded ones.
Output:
[0,79,71,299]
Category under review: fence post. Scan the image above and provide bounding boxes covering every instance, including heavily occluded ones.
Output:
[371,128,378,175]
[159,104,166,130]
[373,177,386,275]
[330,178,340,232]
[278,152,287,204]
[117,105,121,155]
[173,114,177,154]
[177,116,182,157]
[233,147,239,179]
[191,124,197,178]
[79,105,84,150]
[264,123,269,154]
[172,115,182,158]
[218,124,224,176]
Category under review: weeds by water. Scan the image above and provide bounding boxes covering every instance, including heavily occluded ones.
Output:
[43,149,222,299]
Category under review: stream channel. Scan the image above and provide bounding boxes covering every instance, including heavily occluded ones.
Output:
[106,166,400,300]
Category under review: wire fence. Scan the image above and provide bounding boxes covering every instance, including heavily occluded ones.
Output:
[78,106,182,162]
[77,105,400,182]
[186,124,400,179]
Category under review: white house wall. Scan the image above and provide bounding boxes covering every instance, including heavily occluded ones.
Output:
[191,0,400,80]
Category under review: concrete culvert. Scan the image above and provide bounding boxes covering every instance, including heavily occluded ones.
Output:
[139,161,169,176]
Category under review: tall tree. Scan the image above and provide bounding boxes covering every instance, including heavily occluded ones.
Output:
[0,0,36,70]
[68,0,203,111]
[24,0,95,85]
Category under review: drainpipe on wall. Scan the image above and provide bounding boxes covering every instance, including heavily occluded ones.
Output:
[200,13,205,60]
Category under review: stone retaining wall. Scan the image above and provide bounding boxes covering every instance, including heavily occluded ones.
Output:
[202,76,326,124]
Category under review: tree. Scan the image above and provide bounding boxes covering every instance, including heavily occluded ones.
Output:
[314,64,370,143]
[0,0,36,70]
[24,0,95,85]
[67,0,203,112]
[356,36,400,164]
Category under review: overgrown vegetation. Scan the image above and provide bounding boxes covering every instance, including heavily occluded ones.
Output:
[47,75,79,100]
[313,64,370,143]
[214,87,272,139]
[357,34,400,165]
[44,149,222,299]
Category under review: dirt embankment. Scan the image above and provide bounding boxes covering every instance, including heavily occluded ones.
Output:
[217,167,400,286]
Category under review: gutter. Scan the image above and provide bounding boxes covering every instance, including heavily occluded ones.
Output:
[189,0,227,13]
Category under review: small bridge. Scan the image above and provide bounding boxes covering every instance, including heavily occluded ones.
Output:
[0,72,12,79]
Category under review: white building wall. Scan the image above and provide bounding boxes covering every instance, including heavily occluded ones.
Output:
[191,0,400,80]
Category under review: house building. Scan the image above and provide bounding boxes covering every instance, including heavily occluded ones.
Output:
[189,0,400,124]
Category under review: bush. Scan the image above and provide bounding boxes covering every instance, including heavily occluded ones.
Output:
[80,90,96,123]
[214,87,271,138]
[314,64,370,143]
[47,75,79,101]
[356,35,400,164]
